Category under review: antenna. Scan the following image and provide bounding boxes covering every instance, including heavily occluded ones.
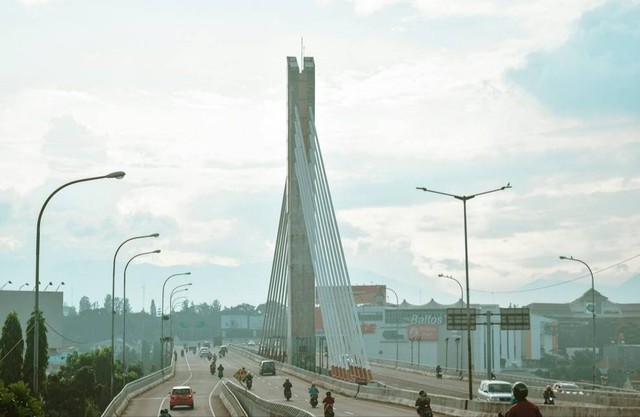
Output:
[301,37,305,69]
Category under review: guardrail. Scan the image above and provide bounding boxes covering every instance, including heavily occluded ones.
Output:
[101,363,175,417]
[225,380,314,417]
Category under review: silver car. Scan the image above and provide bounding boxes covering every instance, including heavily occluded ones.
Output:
[477,380,513,402]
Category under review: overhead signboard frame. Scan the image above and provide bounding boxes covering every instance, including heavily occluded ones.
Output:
[446,308,477,330]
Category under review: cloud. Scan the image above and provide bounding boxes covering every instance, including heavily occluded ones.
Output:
[508,0,640,118]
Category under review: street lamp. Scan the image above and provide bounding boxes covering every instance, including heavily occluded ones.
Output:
[34,170,125,396]
[439,273,464,375]
[560,255,597,387]
[19,283,29,290]
[110,233,159,397]
[417,183,511,400]
[161,274,191,370]
[32,281,41,291]
[54,282,65,291]
[42,282,54,291]
[386,287,400,367]
[0,280,11,290]
[122,249,160,381]
[170,296,189,344]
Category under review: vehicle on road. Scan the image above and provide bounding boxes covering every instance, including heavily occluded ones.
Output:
[259,360,276,376]
[477,380,513,402]
[169,386,195,410]
[199,347,210,358]
[552,382,584,395]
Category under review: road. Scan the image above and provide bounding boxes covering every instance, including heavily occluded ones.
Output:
[122,349,433,416]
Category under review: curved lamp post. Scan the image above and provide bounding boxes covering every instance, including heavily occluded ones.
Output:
[161,273,191,370]
[19,283,29,291]
[110,233,159,397]
[560,255,596,387]
[121,249,160,381]
[417,183,511,400]
[42,282,54,291]
[385,287,400,367]
[170,295,189,344]
[54,282,65,291]
[34,170,125,396]
[439,273,464,374]
[0,280,11,290]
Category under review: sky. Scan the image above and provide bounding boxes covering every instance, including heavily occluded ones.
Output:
[1,0,639,314]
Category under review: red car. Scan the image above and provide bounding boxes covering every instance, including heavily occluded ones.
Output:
[170,386,195,409]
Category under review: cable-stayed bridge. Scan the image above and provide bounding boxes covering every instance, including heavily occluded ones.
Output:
[259,56,371,383]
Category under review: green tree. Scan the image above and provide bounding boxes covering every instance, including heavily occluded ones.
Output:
[0,311,24,384]
[0,380,44,417]
[150,299,157,317]
[23,310,48,394]
[79,296,92,313]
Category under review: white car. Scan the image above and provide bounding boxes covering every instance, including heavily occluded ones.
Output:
[199,347,210,358]
[477,380,513,402]
[552,382,584,394]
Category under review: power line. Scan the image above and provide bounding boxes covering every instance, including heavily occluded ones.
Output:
[475,252,640,294]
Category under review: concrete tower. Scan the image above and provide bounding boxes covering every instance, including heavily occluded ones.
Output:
[286,56,316,368]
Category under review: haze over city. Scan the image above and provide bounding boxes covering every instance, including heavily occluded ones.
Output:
[1,0,639,313]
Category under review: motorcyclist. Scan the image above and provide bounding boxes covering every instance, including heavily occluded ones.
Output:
[435,365,442,379]
[159,408,171,417]
[543,385,555,404]
[322,391,335,417]
[245,371,254,389]
[499,382,542,417]
[283,378,293,400]
[217,363,224,378]
[415,390,433,417]
[308,382,320,407]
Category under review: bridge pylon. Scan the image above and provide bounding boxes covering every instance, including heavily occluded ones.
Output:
[259,57,371,383]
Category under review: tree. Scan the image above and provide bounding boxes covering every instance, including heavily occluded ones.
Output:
[0,311,24,385]
[0,380,44,416]
[23,310,48,394]
[79,296,92,313]
[150,299,157,317]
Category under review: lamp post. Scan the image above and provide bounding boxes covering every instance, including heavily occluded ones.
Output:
[42,282,53,291]
[386,287,400,367]
[417,183,511,400]
[0,280,11,290]
[19,283,29,290]
[161,275,191,370]
[560,255,597,387]
[439,273,464,375]
[170,295,189,344]
[110,233,159,398]
[54,282,65,291]
[34,170,125,396]
[122,249,160,381]
[32,281,41,291]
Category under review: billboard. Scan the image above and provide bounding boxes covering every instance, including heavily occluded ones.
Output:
[406,324,438,341]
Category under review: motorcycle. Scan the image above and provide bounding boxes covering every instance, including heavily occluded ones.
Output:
[324,405,334,417]
[310,394,318,408]
[218,367,224,379]
[284,387,292,401]
[436,371,443,379]
[210,363,215,375]
[544,396,555,405]
[245,375,253,390]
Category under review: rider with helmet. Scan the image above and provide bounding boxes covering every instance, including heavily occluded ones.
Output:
[543,385,555,404]
[415,390,433,417]
[501,382,542,417]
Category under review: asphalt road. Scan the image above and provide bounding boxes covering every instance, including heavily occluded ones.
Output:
[121,349,430,416]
